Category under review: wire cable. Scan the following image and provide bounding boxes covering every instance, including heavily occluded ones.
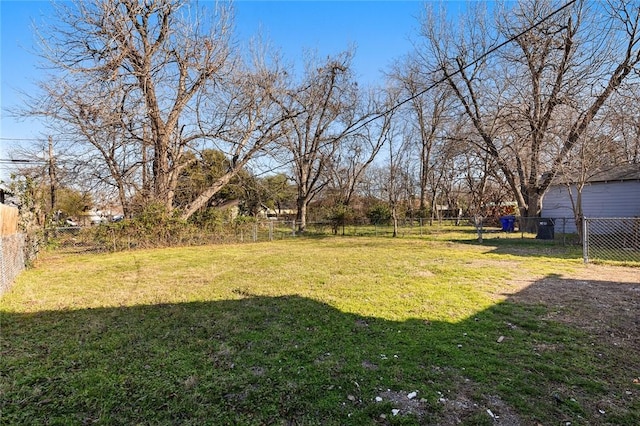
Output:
[249,0,578,179]
[349,0,578,135]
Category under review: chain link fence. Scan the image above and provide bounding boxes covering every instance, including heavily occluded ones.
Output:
[583,217,640,264]
[31,216,640,266]
[45,216,583,253]
[46,222,294,253]
[0,204,28,296]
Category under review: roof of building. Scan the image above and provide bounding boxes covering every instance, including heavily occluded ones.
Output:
[550,163,640,185]
[585,163,640,183]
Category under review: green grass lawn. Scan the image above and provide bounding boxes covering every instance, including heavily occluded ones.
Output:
[1,237,638,425]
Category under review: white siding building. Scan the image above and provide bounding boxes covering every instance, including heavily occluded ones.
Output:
[541,164,640,234]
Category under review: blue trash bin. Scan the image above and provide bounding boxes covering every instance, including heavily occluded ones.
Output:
[500,215,515,232]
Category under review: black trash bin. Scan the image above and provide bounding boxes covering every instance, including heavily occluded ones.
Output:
[536,218,555,240]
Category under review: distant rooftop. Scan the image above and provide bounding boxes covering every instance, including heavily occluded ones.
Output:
[549,163,640,185]
[586,163,640,183]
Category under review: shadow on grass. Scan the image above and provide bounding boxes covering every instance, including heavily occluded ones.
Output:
[2,276,639,425]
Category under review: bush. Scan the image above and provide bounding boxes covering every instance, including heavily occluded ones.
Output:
[189,207,229,232]
[326,204,354,235]
[367,204,391,225]
[81,204,268,251]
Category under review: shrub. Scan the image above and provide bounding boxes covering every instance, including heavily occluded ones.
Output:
[367,204,391,225]
[326,204,355,235]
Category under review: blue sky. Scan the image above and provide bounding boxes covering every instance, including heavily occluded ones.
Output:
[0,0,461,180]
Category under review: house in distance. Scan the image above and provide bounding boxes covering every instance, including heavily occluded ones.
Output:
[541,163,640,234]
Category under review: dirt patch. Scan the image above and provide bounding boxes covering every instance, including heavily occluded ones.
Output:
[428,264,640,425]
[508,265,640,350]
[374,382,522,425]
[413,270,436,278]
[377,389,429,420]
[437,388,522,426]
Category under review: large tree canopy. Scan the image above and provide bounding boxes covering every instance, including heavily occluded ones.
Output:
[26,0,288,219]
[417,0,640,219]
[276,51,363,232]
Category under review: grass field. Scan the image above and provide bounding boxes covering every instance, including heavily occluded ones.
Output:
[1,236,638,425]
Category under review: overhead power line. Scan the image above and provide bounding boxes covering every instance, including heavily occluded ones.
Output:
[0,137,48,142]
[0,159,46,164]
[251,0,578,179]
[351,0,579,134]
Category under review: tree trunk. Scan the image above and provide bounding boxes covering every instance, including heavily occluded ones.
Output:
[565,182,584,240]
[296,196,308,233]
[180,173,235,221]
[516,188,543,232]
[391,204,399,237]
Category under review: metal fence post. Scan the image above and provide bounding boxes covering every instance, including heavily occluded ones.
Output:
[475,216,483,243]
[582,218,589,264]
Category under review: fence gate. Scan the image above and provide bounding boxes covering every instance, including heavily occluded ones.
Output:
[583,217,640,263]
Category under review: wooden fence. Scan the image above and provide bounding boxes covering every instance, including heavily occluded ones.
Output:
[1,204,19,236]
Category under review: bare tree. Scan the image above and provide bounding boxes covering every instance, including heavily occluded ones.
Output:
[324,88,392,207]
[27,73,148,216]
[179,54,291,220]
[22,0,287,219]
[458,145,509,218]
[360,83,412,237]
[277,51,361,232]
[388,56,456,219]
[418,0,640,224]
[555,106,628,237]
[605,82,640,164]
[384,124,414,237]
[556,143,600,237]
